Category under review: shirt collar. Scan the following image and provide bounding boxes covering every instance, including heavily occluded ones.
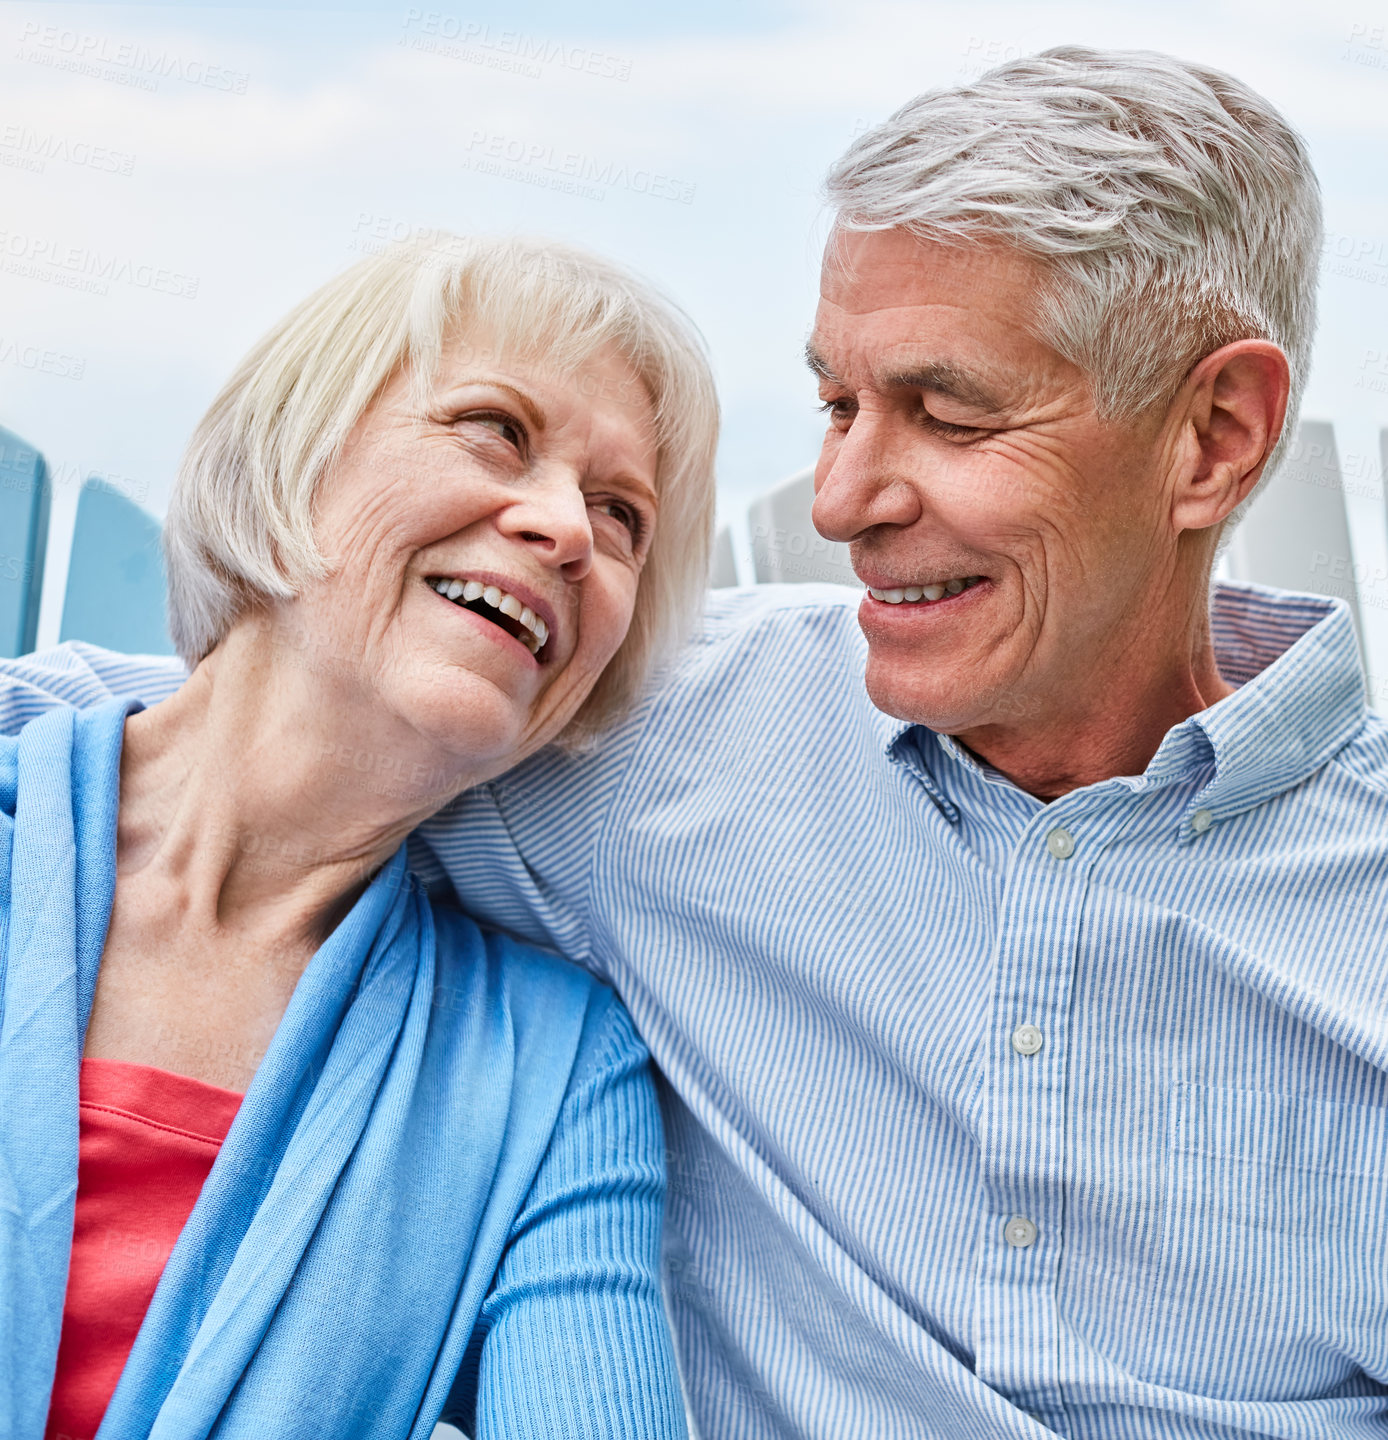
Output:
[878,580,1368,826]
[1185,580,1367,826]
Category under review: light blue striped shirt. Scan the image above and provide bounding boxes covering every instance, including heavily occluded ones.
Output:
[3,580,1387,1439]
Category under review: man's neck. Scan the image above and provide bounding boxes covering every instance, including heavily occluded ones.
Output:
[950,593,1233,802]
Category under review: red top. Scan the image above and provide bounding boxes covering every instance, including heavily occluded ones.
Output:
[45,1058,243,1440]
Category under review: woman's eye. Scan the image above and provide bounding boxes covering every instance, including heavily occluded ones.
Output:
[593,499,647,546]
[465,413,525,449]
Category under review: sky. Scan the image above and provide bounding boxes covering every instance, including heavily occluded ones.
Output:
[2,0,1387,668]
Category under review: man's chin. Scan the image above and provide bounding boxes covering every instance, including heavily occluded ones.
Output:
[861,660,1002,733]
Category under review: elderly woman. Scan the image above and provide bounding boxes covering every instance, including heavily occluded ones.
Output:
[2,234,717,1439]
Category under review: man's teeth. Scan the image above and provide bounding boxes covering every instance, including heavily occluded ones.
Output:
[868,576,983,604]
[429,576,549,653]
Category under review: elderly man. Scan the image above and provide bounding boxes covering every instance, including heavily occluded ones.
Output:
[5,45,1385,1440]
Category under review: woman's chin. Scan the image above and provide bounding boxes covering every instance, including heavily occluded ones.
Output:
[387,674,563,789]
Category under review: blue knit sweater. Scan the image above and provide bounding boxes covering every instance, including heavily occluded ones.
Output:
[0,700,687,1439]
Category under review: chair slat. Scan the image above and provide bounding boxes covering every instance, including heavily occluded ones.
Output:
[747,467,856,587]
[0,426,50,659]
[1225,420,1365,650]
[60,479,175,655]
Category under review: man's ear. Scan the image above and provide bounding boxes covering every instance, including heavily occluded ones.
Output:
[1170,339,1291,535]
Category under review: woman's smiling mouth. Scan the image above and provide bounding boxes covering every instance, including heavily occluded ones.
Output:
[427,575,551,656]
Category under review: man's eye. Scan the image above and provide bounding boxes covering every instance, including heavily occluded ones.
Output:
[918,411,986,440]
[817,398,855,427]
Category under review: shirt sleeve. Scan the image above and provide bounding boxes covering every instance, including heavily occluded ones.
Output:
[400,589,849,978]
[0,642,186,733]
[444,991,688,1440]
[411,722,644,986]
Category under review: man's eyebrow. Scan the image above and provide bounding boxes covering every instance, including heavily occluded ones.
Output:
[805,345,1006,414]
[804,343,840,383]
[879,363,1005,413]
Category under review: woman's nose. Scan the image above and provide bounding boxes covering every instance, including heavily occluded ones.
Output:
[499,471,594,579]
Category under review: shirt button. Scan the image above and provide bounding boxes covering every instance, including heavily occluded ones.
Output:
[1045,826,1075,860]
[1011,1024,1044,1056]
[1192,808,1214,834]
[1004,1216,1038,1248]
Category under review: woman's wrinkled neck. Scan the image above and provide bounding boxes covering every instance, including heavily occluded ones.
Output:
[117,615,471,947]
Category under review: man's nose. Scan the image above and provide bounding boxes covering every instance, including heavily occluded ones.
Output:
[499,468,594,580]
[811,414,923,544]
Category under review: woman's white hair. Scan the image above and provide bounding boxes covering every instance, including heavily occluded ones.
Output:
[824,46,1321,518]
[165,234,719,742]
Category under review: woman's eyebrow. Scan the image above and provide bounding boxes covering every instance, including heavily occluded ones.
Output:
[445,377,548,431]
[603,471,658,508]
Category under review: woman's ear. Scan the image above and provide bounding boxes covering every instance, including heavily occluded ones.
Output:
[1171,339,1291,535]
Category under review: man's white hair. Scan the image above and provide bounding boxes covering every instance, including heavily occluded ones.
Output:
[824,45,1321,513]
[165,234,719,742]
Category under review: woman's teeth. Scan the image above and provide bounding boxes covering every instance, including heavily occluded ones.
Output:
[868,576,983,604]
[429,576,549,653]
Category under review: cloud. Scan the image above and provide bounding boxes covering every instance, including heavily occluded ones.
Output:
[3,0,1387,649]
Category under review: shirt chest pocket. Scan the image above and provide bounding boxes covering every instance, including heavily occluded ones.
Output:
[1142,1083,1388,1399]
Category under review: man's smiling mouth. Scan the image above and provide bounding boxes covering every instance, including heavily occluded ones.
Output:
[867,575,985,604]
[427,576,550,655]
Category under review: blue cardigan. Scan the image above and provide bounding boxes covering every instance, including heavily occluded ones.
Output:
[0,700,686,1439]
